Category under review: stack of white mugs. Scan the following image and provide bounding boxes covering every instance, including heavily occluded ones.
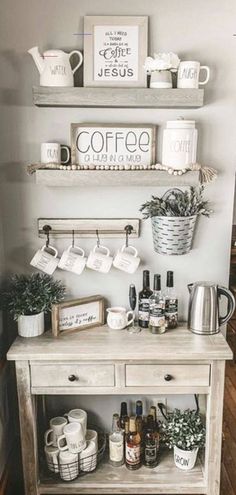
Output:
[44,408,98,481]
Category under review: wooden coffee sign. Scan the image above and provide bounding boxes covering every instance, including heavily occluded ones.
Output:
[84,16,148,87]
[71,123,156,167]
[52,296,105,337]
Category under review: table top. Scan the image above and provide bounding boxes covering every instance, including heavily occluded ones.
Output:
[7,324,233,362]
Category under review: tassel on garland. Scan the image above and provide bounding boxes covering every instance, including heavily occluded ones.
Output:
[153,162,218,184]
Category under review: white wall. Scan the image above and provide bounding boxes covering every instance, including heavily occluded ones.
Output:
[0,0,235,423]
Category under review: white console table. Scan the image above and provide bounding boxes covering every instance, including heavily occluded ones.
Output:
[7,324,232,495]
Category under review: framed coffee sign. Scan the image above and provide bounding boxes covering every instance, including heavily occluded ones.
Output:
[71,123,156,167]
[52,295,105,337]
[84,16,148,87]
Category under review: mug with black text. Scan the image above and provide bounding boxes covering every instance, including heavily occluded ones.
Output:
[177,61,210,88]
[41,142,70,164]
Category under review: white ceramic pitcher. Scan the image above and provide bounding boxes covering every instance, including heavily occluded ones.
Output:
[28,46,83,87]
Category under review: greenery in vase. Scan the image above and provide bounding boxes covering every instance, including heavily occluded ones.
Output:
[140,186,213,219]
[0,273,66,320]
[161,408,206,451]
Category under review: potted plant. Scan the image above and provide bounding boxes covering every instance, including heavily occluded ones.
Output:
[161,408,206,470]
[0,273,66,337]
[144,52,180,88]
[140,186,212,255]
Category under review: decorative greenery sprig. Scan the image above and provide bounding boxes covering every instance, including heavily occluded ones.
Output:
[0,273,66,320]
[161,408,206,451]
[140,186,213,219]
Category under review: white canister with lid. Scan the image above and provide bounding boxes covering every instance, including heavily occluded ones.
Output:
[162,120,198,170]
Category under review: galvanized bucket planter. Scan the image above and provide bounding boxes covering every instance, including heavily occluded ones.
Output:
[151,215,197,255]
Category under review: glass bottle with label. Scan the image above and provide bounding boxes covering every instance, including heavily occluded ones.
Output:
[149,274,166,334]
[135,400,143,458]
[138,270,153,328]
[125,416,141,470]
[165,271,178,329]
[109,413,124,467]
[144,416,158,468]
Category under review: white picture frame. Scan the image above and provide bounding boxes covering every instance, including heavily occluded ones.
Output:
[84,15,148,87]
[71,123,156,167]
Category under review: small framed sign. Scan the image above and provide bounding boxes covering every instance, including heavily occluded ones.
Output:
[71,123,156,167]
[51,295,105,337]
[84,16,148,87]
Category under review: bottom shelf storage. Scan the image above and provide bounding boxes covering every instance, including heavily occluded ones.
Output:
[39,450,206,494]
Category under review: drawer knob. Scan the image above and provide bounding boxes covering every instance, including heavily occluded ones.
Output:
[68,374,78,382]
[164,374,173,382]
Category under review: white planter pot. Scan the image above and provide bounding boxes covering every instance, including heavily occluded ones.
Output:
[174,446,198,470]
[18,312,44,338]
[150,70,173,88]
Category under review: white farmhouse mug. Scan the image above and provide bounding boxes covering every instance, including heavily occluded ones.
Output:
[30,245,59,275]
[57,422,86,454]
[44,445,60,473]
[44,416,68,448]
[177,61,210,89]
[113,245,140,274]
[41,142,70,164]
[79,440,97,472]
[58,245,87,275]
[86,429,98,451]
[86,245,113,274]
[59,451,79,481]
[107,307,134,330]
[65,409,87,436]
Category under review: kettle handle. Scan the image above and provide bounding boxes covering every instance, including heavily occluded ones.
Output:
[218,286,235,326]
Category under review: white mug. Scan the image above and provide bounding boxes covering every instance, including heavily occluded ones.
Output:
[30,244,59,275]
[86,429,98,451]
[57,422,86,454]
[113,245,140,274]
[65,409,87,436]
[86,245,113,274]
[41,142,70,164]
[177,61,210,89]
[107,306,134,330]
[79,440,97,472]
[44,445,60,473]
[59,451,79,481]
[44,416,68,447]
[58,245,86,275]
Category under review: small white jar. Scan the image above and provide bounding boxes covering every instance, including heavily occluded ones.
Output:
[162,120,198,170]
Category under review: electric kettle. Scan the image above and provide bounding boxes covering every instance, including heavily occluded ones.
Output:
[188,281,235,335]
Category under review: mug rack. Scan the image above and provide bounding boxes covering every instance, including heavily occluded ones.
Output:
[37,218,140,239]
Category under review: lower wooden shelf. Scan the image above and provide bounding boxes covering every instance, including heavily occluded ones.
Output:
[39,451,206,494]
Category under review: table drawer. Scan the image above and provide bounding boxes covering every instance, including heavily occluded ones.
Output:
[31,363,115,387]
[126,364,210,387]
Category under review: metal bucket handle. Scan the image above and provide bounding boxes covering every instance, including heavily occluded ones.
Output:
[162,188,185,202]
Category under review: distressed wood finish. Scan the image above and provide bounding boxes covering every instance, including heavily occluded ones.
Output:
[7,325,233,362]
[15,361,38,495]
[38,218,140,239]
[205,361,226,495]
[31,363,115,387]
[126,364,210,387]
[32,86,204,108]
[34,169,200,187]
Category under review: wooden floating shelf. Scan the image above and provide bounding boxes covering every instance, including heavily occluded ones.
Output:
[39,451,206,494]
[32,86,204,108]
[34,169,200,187]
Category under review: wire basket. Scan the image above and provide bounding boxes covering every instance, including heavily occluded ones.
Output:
[44,425,106,481]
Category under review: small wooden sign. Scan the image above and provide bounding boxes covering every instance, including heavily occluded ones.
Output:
[71,123,156,167]
[51,295,105,337]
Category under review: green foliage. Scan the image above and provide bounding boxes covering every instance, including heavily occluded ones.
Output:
[161,408,206,451]
[140,186,213,219]
[0,273,66,320]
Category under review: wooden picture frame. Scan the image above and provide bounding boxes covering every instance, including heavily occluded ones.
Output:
[84,15,148,87]
[71,123,156,167]
[51,295,105,337]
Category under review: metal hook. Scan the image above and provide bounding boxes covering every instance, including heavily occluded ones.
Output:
[72,229,75,248]
[96,229,100,248]
[124,224,133,248]
[43,225,52,248]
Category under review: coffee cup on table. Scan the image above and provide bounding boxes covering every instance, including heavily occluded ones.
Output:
[30,244,59,275]
[58,245,87,275]
[64,409,87,436]
[59,451,79,481]
[107,307,134,330]
[177,61,210,89]
[113,245,140,274]
[41,142,70,165]
[57,422,86,454]
[44,416,68,448]
[86,245,113,273]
